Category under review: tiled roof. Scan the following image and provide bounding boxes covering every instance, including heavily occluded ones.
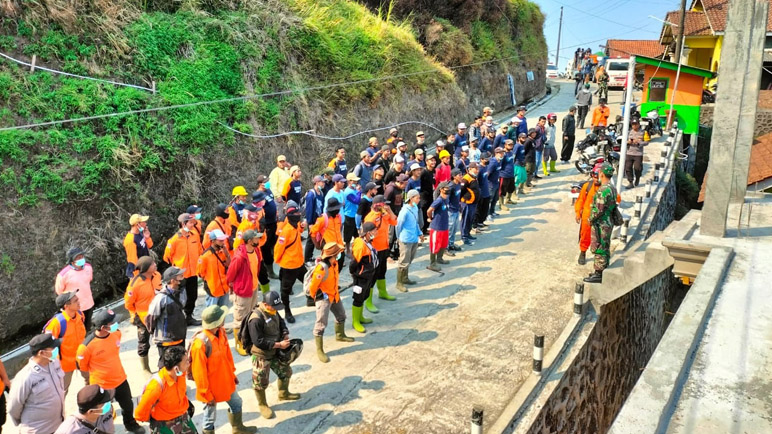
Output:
[698,132,772,202]
[605,40,665,59]
[691,0,772,33]
[662,10,712,38]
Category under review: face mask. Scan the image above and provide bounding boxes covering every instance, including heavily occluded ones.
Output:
[101,402,112,415]
[195,213,201,220]
[74,258,86,267]
[109,323,119,333]
[238,200,245,205]
[175,367,185,377]
[288,214,302,225]
[50,347,59,361]
[183,227,190,232]
[138,226,144,233]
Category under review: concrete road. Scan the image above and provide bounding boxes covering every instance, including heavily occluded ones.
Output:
[4,80,631,434]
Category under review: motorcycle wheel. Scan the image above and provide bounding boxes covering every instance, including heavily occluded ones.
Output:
[575,160,587,174]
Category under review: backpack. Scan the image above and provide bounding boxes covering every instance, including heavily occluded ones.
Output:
[303,261,329,298]
[43,311,83,339]
[611,204,624,227]
[311,215,329,249]
[185,331,212,380]
[237,311,255,353]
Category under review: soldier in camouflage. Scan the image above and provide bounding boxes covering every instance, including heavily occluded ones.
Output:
[584,163,618,283]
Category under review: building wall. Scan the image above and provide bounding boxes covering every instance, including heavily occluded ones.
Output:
[644,65,703,106]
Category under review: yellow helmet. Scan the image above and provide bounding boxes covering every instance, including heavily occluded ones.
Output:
[439,150,450,159]
[231,185,248,196]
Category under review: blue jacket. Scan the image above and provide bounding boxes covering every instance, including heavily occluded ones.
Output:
[480,136,493,154]
[397,204,422,243]
[343,187,360,218]
[305,189,324,224]
[479,165,491,198]
[500,151,515,178]
[516,117,528,136]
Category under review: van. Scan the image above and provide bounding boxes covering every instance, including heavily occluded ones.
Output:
[606,58,631,89]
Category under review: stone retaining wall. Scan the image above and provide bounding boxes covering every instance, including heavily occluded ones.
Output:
[700,103,772,137]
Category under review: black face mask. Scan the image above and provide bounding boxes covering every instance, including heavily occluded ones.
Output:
[288,214,302,226]
[327,209,340,218]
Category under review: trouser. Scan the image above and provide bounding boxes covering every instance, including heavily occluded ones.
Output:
[252,356,291,391]
[397,241,418,272]
[625,154,643,184]
[419,198,431,233]
[343,216,358,245]
[149,413,196,434]
[136,320,151,357]
[597,83,608,100]
[461,203,477,237]
[203,390,242,430]
[304,235,315,263]
[373,250,388,280]
[352,276,374,307]
[525,163,535,184]
[279,266,306,309]
[515,165,528,187]
[590,223,613,272]
[156,342,185,369]
[561,134,576,161]
[114,379,139,429]
[231,290,260,328]
[388,225,400,259]
[534,150,543,175]
[63,369,89,395]
[574,80,582,95]
[205,294,228,307]
[500,177,515,195]
[476,197,491,224]
[429,229,448,254]
[448,211,460,244]
[577,105,589,129]
[543,146,558,164]
[489,184,499,216]
[183,276,198,318]
[0,390,6,434]
[313,298,346,336]
[82,307,93,331]
[579,219,592,252]
[261,222,277,270]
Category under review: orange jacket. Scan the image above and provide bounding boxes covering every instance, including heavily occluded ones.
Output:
[197,248,229,298]
[308,260,340,303]
[163,230,203,278]
[364,210,396,252]
[135,367,189,422]
[309,214,343,246]
[76,331,127,389]
[125,272,162,322]
[189,329,237,403]
[202,217,233,253]
[592,106,611,127]
[44,310,86,372]
[274,220,304,269]
[233,219,267,250]
[227,205,241,234]
[575,181,600,220]
[123,231,153,267]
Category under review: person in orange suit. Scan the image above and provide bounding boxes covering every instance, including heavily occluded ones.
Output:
[163,213,203,326]
[203,204,233,255]
[197,229,231,308]
[134,346,195,434]
[123,213,153,278]
[124,256,162,374]
[274,201,306,323]
[43,290,87,395]
[189,305,256,434]
[575,165,602,265]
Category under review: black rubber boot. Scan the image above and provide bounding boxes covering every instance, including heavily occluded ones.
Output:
[578,251,586,265]
[583,271,602,283]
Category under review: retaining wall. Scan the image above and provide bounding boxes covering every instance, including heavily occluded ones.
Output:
[700,103,772,137]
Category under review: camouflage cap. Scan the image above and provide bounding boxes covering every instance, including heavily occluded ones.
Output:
[600,162,615,177]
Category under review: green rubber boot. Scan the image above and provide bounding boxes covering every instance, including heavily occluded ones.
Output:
[335,322,354,342]
[351,305,366,333]
[359,302,373,324]
[259,283,270,294]
[365,287,379,313]
[395,269,408,293]
[315,336,329,363]
[550,160,560,173]
[376,279,396,301]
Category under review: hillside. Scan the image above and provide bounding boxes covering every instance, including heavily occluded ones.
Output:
[0,0,546,342]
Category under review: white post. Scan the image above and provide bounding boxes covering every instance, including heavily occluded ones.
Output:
[616,56,636,189]
[667,35,685,129]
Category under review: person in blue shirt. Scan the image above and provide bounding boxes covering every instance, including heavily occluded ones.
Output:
[406,163,423,194]
[476,152,493,227]
[426,182,451,272]
[455,147,469,174]
[447,169,463,252]
[395,189,424,292]
[324,174,347,213]
[329,147,348,177]
[513,133,529,196]
[515,106,528,136]
[304,175,326,263]
[499,139,516,211]
[356,182,378,230]
[493,125,508,150]
[487,147,504,219]
[480,129,494,154]
[342,173,362,257]
[454,123,468,156]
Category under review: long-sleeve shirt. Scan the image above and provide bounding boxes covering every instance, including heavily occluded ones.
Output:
[324,188,346,213]
[626,129,649,156]
[343,187,361,218]
[545,123,556,148]
[516,116,528,136]
[8,359,66,434]
[396,205,422,243]
[268,167,290,198]
[562,114,576,136]
[487,158,501,187]
[576,89,593,107]
[305,189,324,225]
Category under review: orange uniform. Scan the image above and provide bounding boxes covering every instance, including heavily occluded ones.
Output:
[76,331,127,389]
[274,220,304,270]
[309,214,343,246]
[202,217,233,253]
[364,210,397,252]
[308,260,340,303]
[135,367,189,422]
[227,205,241,234]
[197,248,229,298]
[44,311,86,372]
[125,272,162,322]
[123,231,153,272]
[592,105,611,127]
[163,229,203,278]
[233,219,266,250]
[575,181,599,252]
[189,329,237,403]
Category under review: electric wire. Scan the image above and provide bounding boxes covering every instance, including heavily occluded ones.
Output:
[217,120,448,140]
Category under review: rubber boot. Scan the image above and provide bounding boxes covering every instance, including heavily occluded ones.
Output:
[518,185,526,195]
[578,251,587,265]
[281,293,295,323]
[542,160,550,176]
[403,269,417,285]
[427,253,441,272]
[140,355,152,374]
[437,249,450,265]
[227,411,258,434]
[266,265,279,280]
[234,328,247,356]
[277,378,300,401]
[550,160,560,173]
[583,271,603,283]
[335,322,354,342]
[359,303,373,324]
[351,305,366,333]
[395,269,408,293]
[253,389,275,419]
[315,336,329,363]
[259,283,270,294]
[365,288,379,313]
[376,279,396,301]
[499,196,509,211]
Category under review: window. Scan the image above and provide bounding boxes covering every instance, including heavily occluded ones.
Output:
[608,61,629,71]
[649,78,668,102]
[547,65,557,70]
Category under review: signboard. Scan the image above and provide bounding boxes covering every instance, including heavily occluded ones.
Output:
[526,71,535,81]
[507,74,516,106]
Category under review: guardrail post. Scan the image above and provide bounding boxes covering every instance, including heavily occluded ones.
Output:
[533,335,544,375]
[653,163,660,182]
[471,406,483,434]
[634,195,643,218]
[574,282,585,316]
[645,180,653,198]
[658,163,665,182]
[620,215,631,243]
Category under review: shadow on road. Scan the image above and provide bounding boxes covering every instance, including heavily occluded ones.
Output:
[259,409,364,434]
[325,328,439,358]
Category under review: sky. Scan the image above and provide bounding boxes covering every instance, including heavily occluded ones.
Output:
[532,0,683,70]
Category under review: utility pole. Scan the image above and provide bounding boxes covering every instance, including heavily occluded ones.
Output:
[674,0,687,61]
[555,6,563,67]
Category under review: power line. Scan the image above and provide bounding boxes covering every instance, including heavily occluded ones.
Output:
[545,0,661,34]
[218,120,448,140]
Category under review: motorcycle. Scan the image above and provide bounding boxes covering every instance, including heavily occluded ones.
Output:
[639,109,663,137]
[574,132,620,175]
[570,182,584,205]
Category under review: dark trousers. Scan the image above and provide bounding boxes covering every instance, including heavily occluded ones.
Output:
[476,197,491,224]
[83,307,94,331]
[261,223,277,270]
[419,198,431,234]
[0,392,6,434]
[461,203,477,237]
[157,342,185,369]
[115,379,139,428]
[136,320,151,357]
[183,276,198,317]
[374,250,389,280]
[279,266,306,311]
[388,225,400,260]
[625,154,643,185]
[577,106,589,129]
[489,184,499,216]
[352,276,374,307]
[561,134,576,161]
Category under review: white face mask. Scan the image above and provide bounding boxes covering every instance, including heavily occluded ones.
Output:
[183,227,190,233]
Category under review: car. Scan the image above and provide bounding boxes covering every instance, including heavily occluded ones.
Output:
[546,64,559,79]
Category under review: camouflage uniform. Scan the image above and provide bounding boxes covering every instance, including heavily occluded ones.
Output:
[588,183,617,272]
[252,355,292,391]
[597,72,609,100]
[248,307,292,391]
[150,414,197,434]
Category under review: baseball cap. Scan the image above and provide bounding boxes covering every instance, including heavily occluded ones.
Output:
[468,162,479,170]
[66,247,85,264]
[136,256,154,274]
[252,191,266,203]
[461,145,469,152]
[414,148,424,155]
[439,181,453,191]
[129,214,149,226]
[277,155,287,162]
[409,163,421,171]
[361,221,376,233]
[372,194,389,204]
[517,133,527,139]
[77,385,114,414]
[494,147,505,153]
[511,117,522,124]
[92,309,116,328]
[162,266,185,283]
[406,189,420,201]
[186,205,202,214]
[289,165,301,175]
[469,136,478,143]
[56,289,79,309]
[209,229,228,241]
[517,105,526,112]
[360,150,369,158]
[346,173,360,182]
[396,174,409,182]
[242,230,260,242]
[451,168,462,177]
[457,123,467,129]
[528,128,538,135]
[389,127,398,134]
[177,213,192,224]
[368,137,378,144]
[416,131,425,137]
[285,200,300,215]
[201,305,229,330]
[426,153,437,161]
[397,141,407,148]
[29,333,60,355]
[333,174,346,183]
[365,182,378,191]
[394,155,405,163]
[244,203,258,212]
[435,140,445,148]
[256,175,268,184]
[312,175,324,183]
[263,290,284,310]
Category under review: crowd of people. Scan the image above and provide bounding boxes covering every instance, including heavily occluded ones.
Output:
[2,99,629,434]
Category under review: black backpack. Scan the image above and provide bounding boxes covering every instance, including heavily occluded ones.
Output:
[237,311,255,353]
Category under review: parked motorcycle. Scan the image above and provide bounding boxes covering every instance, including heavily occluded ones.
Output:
[639,109,663,137]
[574,132,620,175]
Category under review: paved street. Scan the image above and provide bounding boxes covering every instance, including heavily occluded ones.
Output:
[8,80,638,434]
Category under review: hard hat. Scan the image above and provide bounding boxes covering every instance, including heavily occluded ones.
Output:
[232,185,248,196]
[276,338,304,364]
[439,150,450,159]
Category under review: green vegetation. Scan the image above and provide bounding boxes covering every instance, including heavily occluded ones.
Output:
[675,166,700,219]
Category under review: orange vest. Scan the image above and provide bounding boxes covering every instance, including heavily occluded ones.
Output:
[76,331,127,389]
[592,106,611,127]
[135,367,189,422]
[123,231,153,267]
[44,310,86,372]
[125,272,162,322]
[310,214,343,246]
[163,230,203,278]
[308,260,340,303]
[189,329,237,403]
[274,220,304,270]
[575,181,600,220]
[197,248,229,298]
[233,219,267,250]
[364,210,396,252]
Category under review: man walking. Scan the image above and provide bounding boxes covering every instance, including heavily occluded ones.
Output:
[134,347,196,434]
[575,164,602,265]
[44,290,87,394]
[123,214,152,278]
[576,83,593,129]
[268,155,290,200]
[561,106,577,163]
[163,213,203,326]
[584,164,619,283]
[125,256,161,374]
[145,267,188,368]
[227,230,266,356]
[274,201,306,323]
[54,385,115,434]
[624,119,649,188]
[304,175,326,264]
[197,229,231,308]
